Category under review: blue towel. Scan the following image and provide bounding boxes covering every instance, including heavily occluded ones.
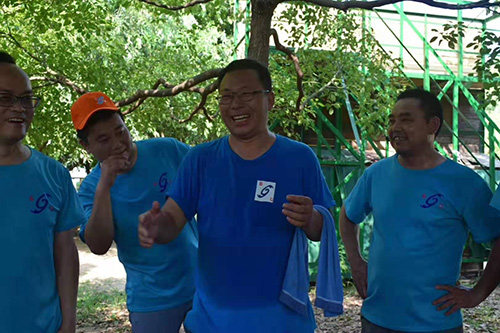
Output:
[279,205,344,317]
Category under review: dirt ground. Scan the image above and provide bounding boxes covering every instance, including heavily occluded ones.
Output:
[77,239,500,332]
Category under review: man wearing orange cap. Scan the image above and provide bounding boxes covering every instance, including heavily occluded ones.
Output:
[71,92,198,333]
[0,51,84,332]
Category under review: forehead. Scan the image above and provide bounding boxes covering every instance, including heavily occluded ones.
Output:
[86,113,126,137]
[219,69,263,91]
[0,64,32,94]
[391,98,425,117]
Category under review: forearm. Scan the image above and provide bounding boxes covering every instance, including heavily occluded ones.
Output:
[155,198,188,244]
[472,237,500,301]
[54,231,79,333]
[85,181,115,254]
[339,205,365,265]
[303,208,323,241]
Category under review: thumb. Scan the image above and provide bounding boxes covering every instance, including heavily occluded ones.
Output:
[151,201,161,214]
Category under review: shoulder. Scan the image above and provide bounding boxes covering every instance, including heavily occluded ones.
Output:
[30,149,69,176]
[275,135,317,160]
[139,137,190,151]
[189,137,226,156]
[363,155,394,176]
[79,164,100,192]
[442,159,485,181]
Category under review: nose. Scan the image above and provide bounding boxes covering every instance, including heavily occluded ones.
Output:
[110,136,123,151]
[11,101,25,113]
[229,94,245,107]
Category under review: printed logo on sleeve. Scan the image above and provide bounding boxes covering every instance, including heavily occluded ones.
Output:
[254,180,276,203]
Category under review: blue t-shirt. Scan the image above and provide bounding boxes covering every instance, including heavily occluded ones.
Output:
[78,138,198,312]
[0,148,85,332]
[345,155,500,331]
[169,135,335,333]
[490,186,500,211]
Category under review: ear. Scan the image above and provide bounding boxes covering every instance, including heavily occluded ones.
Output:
[267,91,275,111]
[79,139,92,155]
[428,116,440,136]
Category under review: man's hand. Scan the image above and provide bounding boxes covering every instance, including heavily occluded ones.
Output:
[138,201,161,248]
[282,195,314,228]
[433,284,483,316]
[100,153,130,189]
[351,258,368,299]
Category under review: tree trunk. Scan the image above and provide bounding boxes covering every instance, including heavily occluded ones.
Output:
[248,0,280,66]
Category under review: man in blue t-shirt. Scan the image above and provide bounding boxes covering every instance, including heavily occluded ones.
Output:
[71,92,198,333]
[0,51,84,332]
[138,59,335,332]
[340,89,500,332]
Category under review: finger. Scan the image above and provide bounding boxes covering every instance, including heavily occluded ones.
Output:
[286,195,312,205]
[435,285,454,292]
[139,212,151,226]
[432,294,454,305]
[282,208,307,222]
[437,300,456,311]
[445,304,461,316]
[285,216,307,228]
[283,201,309,213]
[151,201,161,214]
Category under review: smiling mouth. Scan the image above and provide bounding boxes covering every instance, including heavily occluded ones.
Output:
[391,135,406,143]
[7,118,25,123]
[232,114,250,123]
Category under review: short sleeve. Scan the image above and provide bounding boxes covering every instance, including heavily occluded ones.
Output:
[55,168,86,233]
[464,178,500,243]
[77,174,99,242]
[344,171,373,224]
[490,186,500,212]
[303,146,335,209]
[167,149,200,221]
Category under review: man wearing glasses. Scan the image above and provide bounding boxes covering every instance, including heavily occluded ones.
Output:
[0,51,84,332]
[138,58,337,332]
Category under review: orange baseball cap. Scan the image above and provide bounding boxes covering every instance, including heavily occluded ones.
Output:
[71,92,119,130]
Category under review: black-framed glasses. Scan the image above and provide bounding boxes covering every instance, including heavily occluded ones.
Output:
[0,93,41,109]
[217,90,270,105]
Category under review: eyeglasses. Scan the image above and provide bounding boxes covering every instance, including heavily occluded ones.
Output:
[0,93,41,109]
[217,90,270,105]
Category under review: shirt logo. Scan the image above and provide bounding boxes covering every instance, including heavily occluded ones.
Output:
[254,180,276,203]
[420,193,444,209]
[158,172,168,193]
[30,193,53,214]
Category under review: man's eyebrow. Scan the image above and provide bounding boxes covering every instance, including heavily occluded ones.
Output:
[0,90,33,95]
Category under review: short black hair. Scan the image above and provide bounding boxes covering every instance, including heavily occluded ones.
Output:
[0,51,16,64]
[397,89,443,137]
[77,109,124,142]
[217,58,272,91]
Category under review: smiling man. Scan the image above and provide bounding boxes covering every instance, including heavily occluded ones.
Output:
[340,89,500,332]
[71,92,198,333]
[138,58,337,332]
[0,51,84,332]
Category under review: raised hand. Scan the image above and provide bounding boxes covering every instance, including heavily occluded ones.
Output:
[138,201,162,248]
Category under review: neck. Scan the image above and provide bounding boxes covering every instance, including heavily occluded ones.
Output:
[398,146,445,170]
[228,130,276,160]
[0,142,30,166]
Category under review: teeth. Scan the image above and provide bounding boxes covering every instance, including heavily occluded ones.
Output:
[232,114,249,122]
[8,118,24,123]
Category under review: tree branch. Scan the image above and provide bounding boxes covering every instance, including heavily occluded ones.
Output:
[1,31,88,94]
[179,81,219,123]
[137,0,213,10]
[270,28,304,112]
[300,0,500,11]
[116,68,221,107]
